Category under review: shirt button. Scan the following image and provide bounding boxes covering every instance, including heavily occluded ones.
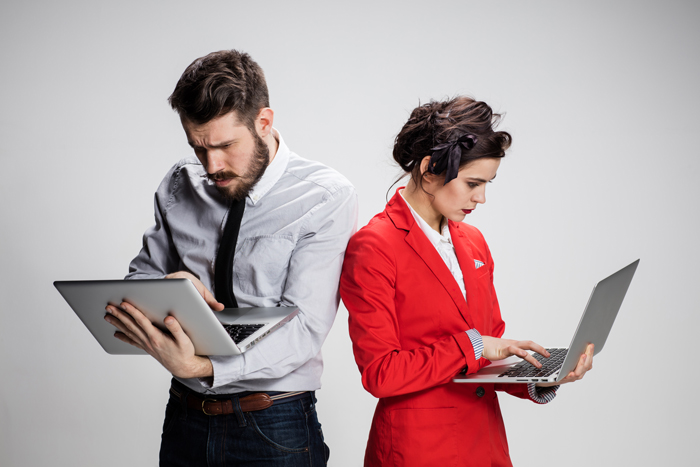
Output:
[476,386,485,398]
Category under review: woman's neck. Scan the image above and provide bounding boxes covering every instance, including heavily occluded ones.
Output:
[402,179,444,233]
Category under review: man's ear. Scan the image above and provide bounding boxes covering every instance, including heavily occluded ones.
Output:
[255,108,274,137]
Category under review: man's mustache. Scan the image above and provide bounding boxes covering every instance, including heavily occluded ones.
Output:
[207,171,240,182]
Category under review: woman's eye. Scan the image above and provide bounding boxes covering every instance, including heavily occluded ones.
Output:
[468,183,479,189]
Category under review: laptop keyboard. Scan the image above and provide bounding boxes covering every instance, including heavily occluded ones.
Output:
[498,348,568,378]
[223,324,265,344]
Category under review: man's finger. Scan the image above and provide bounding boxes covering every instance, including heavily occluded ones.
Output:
[163,316,190,346]
[120,301,165,342]
[106,306,147,343]
[201,287,225,312]
[114,331,144,349]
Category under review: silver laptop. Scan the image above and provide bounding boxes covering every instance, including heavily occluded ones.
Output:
[454,259,639,384]
[54,278,299,356]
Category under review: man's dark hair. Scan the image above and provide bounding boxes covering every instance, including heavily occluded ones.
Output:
[168,50,269,130]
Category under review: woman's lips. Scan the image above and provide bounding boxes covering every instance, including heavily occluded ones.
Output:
[462,209,473,214]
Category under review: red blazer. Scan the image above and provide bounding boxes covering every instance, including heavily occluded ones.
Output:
[340,190,538,467]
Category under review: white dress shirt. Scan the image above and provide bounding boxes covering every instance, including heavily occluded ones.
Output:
[127,130,358,394]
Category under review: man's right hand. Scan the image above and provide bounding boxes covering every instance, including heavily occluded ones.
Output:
[165,271,225,312]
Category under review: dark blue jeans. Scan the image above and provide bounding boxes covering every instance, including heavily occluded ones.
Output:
[159,384,330,466]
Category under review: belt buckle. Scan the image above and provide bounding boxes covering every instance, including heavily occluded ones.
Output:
[201,398,219,416]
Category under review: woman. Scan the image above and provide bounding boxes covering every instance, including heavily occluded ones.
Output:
[339,96,593,467]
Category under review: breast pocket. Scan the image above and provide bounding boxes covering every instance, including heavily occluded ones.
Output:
[474,260,490,280]
[233,235,295,298]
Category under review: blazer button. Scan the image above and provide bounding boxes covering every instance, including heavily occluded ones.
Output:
[476,386,485,398]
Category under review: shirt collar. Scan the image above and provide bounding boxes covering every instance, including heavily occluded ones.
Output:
[399,189,453,248]
[248,128,289,204]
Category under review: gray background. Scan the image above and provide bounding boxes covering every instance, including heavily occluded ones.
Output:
[1,1,698,465]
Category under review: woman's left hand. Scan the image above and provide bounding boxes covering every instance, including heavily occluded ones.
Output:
[536,343,594,387]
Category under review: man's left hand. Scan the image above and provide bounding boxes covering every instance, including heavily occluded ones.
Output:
[105,301,213,379]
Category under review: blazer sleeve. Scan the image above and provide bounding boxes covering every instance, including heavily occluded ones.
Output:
[470,232,558,404]
[340,228,479,399]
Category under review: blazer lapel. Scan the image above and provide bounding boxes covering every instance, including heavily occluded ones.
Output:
[385,190,475,328]
[450,222,478,326]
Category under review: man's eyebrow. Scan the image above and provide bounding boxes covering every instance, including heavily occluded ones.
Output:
[187,139,237,149]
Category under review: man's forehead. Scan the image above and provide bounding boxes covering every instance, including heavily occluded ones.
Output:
[181,111,246,129]
[182,111,249,142]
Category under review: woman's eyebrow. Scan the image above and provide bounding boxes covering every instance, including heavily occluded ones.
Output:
[466,173,497,183]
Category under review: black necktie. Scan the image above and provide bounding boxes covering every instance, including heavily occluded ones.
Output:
[214,198,246,308]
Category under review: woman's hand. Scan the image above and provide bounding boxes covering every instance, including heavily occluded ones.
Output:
[536,343,594,387]
[481,336,550,368]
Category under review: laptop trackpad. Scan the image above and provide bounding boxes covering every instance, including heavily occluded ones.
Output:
[478,356,522,375]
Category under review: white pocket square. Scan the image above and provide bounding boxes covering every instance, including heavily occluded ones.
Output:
[474,260,485,269]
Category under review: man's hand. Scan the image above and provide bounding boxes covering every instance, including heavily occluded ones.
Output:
[536,343,594,387]
[165,271,224,312]
[104,301,213,379]
[481,335,550,369]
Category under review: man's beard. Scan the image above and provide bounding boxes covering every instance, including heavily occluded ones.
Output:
[208,132,269,202]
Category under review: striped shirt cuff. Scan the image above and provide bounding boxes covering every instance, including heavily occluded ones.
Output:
[527,383,559,404]
[465,328,484,361]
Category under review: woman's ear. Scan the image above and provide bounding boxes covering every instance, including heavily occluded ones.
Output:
[418,155,432,176]
[419,155,440,186]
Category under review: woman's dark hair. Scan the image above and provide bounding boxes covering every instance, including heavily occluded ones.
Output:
[393,96,512,190]
[168,50,269,131]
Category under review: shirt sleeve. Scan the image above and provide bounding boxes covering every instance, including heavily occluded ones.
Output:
[125,165,181,280]
[465,328,484,361]
[206,185,359,388]
[527,383,559,404]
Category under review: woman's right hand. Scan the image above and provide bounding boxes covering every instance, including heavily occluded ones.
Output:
[481,336,549,368]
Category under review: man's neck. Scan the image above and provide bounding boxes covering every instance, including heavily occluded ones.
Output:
[264,130,280,165]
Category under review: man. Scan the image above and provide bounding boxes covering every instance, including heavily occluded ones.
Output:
[104,50,357,466]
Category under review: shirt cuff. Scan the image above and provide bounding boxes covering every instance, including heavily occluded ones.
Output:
[527,382,559,404]
[198,355,244,389]
[465,328,484,361]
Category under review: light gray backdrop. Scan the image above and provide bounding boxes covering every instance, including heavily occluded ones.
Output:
[1,1,698,465]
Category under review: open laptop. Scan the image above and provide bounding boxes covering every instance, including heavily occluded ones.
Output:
[454,259,639,384]
[54,278,299,356]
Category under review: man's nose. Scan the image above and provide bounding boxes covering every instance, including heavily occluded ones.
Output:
[205,149,226,174]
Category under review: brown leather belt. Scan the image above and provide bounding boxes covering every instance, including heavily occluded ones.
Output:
[170,384,309,416]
